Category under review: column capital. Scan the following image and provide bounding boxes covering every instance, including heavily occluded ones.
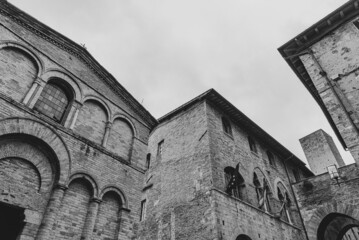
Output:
[105,121,112,129]
[91,197,102,204]
[119,207,131,213]
[35,77,46,86]
[54,184,68,191]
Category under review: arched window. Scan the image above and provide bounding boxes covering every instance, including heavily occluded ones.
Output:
[248,136,257,153]
[267,150,275,167]
[224,166,245,199]
[222,117,232,136]
[34,79,73,123]
[277,185,292,224]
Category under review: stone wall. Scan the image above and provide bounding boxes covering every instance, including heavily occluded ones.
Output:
[293,163,359,240]
[299,17,359,164]
[299,129,345,175]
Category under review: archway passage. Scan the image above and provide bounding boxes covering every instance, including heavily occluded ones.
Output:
[317,213,359,240]
[0,202,25,240]
[236,234,252,240]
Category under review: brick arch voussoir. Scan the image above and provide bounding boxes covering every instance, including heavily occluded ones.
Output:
[306,201,359,240]
[0,41,44,77]
[68,172,99,198]
[0,117,71,185]
[99,185,128,209]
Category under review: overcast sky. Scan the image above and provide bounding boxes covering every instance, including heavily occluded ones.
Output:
[8,0,354,166]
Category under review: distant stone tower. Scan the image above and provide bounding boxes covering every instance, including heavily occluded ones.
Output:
[300,129,345,175]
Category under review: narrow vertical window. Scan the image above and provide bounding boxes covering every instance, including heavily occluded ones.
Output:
[140,199,146,221]
[157,140,164,158]
[248,136,257,153]
[222,117,232,136]
[267,151,275,166]
[292,169,300,182]
[146,154,151,170]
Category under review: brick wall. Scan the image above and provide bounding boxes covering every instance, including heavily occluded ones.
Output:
[0,7,152,239]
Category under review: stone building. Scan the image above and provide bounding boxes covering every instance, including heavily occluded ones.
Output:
[300,129,345,175]
[139,89,313,240]
[280,0,359,239]
[0,1,315,240]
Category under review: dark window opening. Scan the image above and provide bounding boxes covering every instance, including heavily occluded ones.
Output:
[157,140,164,158]
[140,199,146,221]
[222,117,232,136]
[354,20,359,31]
[248,136,257,153]
[0,203,25,240]
[146,153,151,169]
[267,151,275,166]
[224,166,245,199]
[292,169,301,182]
[34,80,73,123]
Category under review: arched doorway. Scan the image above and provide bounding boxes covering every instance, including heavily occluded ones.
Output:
[317,213,359,240]
[236,234,252,240]
[0,202,25,240]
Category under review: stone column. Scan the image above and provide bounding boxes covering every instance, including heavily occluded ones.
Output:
[23,77,45,106]
[67,101,82,129]
[36,184,67,240]
[116,207,131,239]
[102,121,112,147]
[81,198,102,240]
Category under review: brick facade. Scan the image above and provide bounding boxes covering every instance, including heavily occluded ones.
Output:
[0,1,155,239]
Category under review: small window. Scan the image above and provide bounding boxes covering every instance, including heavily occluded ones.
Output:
[248,136,257,153]
[34,80,73,123]
[146,154,151,169]
[224,166,245,199]
[140,199,146,221]
[292,169,301,182]
[267,151,275,166]
[222,117,232,136]
[354,20,359,30]
[157,140,164,158]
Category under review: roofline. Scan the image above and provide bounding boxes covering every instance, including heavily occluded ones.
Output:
[0,1,158,128]
[159,89,313,176]
[277,1,359,150]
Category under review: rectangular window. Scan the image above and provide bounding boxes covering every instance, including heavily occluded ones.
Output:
[293,169,301,182]
[140,199,146,221]
[157,140,164,158]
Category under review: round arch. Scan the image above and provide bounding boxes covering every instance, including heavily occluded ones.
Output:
[111,114,137,138]
[253,167,273,193]
[82,95,111,121]
[0,41,44,76]
[306,201,359,240]
[0,118,70,185]
[317,213,359,240]
[236,234,252,240]
[99,185,128,208]
[273,178,290,200]
[68,172,99,198]
[40,69,82,102]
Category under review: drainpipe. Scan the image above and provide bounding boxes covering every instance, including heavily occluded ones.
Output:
[282,155,310,240]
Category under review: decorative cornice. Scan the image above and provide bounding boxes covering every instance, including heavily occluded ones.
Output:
[0,2,157,128]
